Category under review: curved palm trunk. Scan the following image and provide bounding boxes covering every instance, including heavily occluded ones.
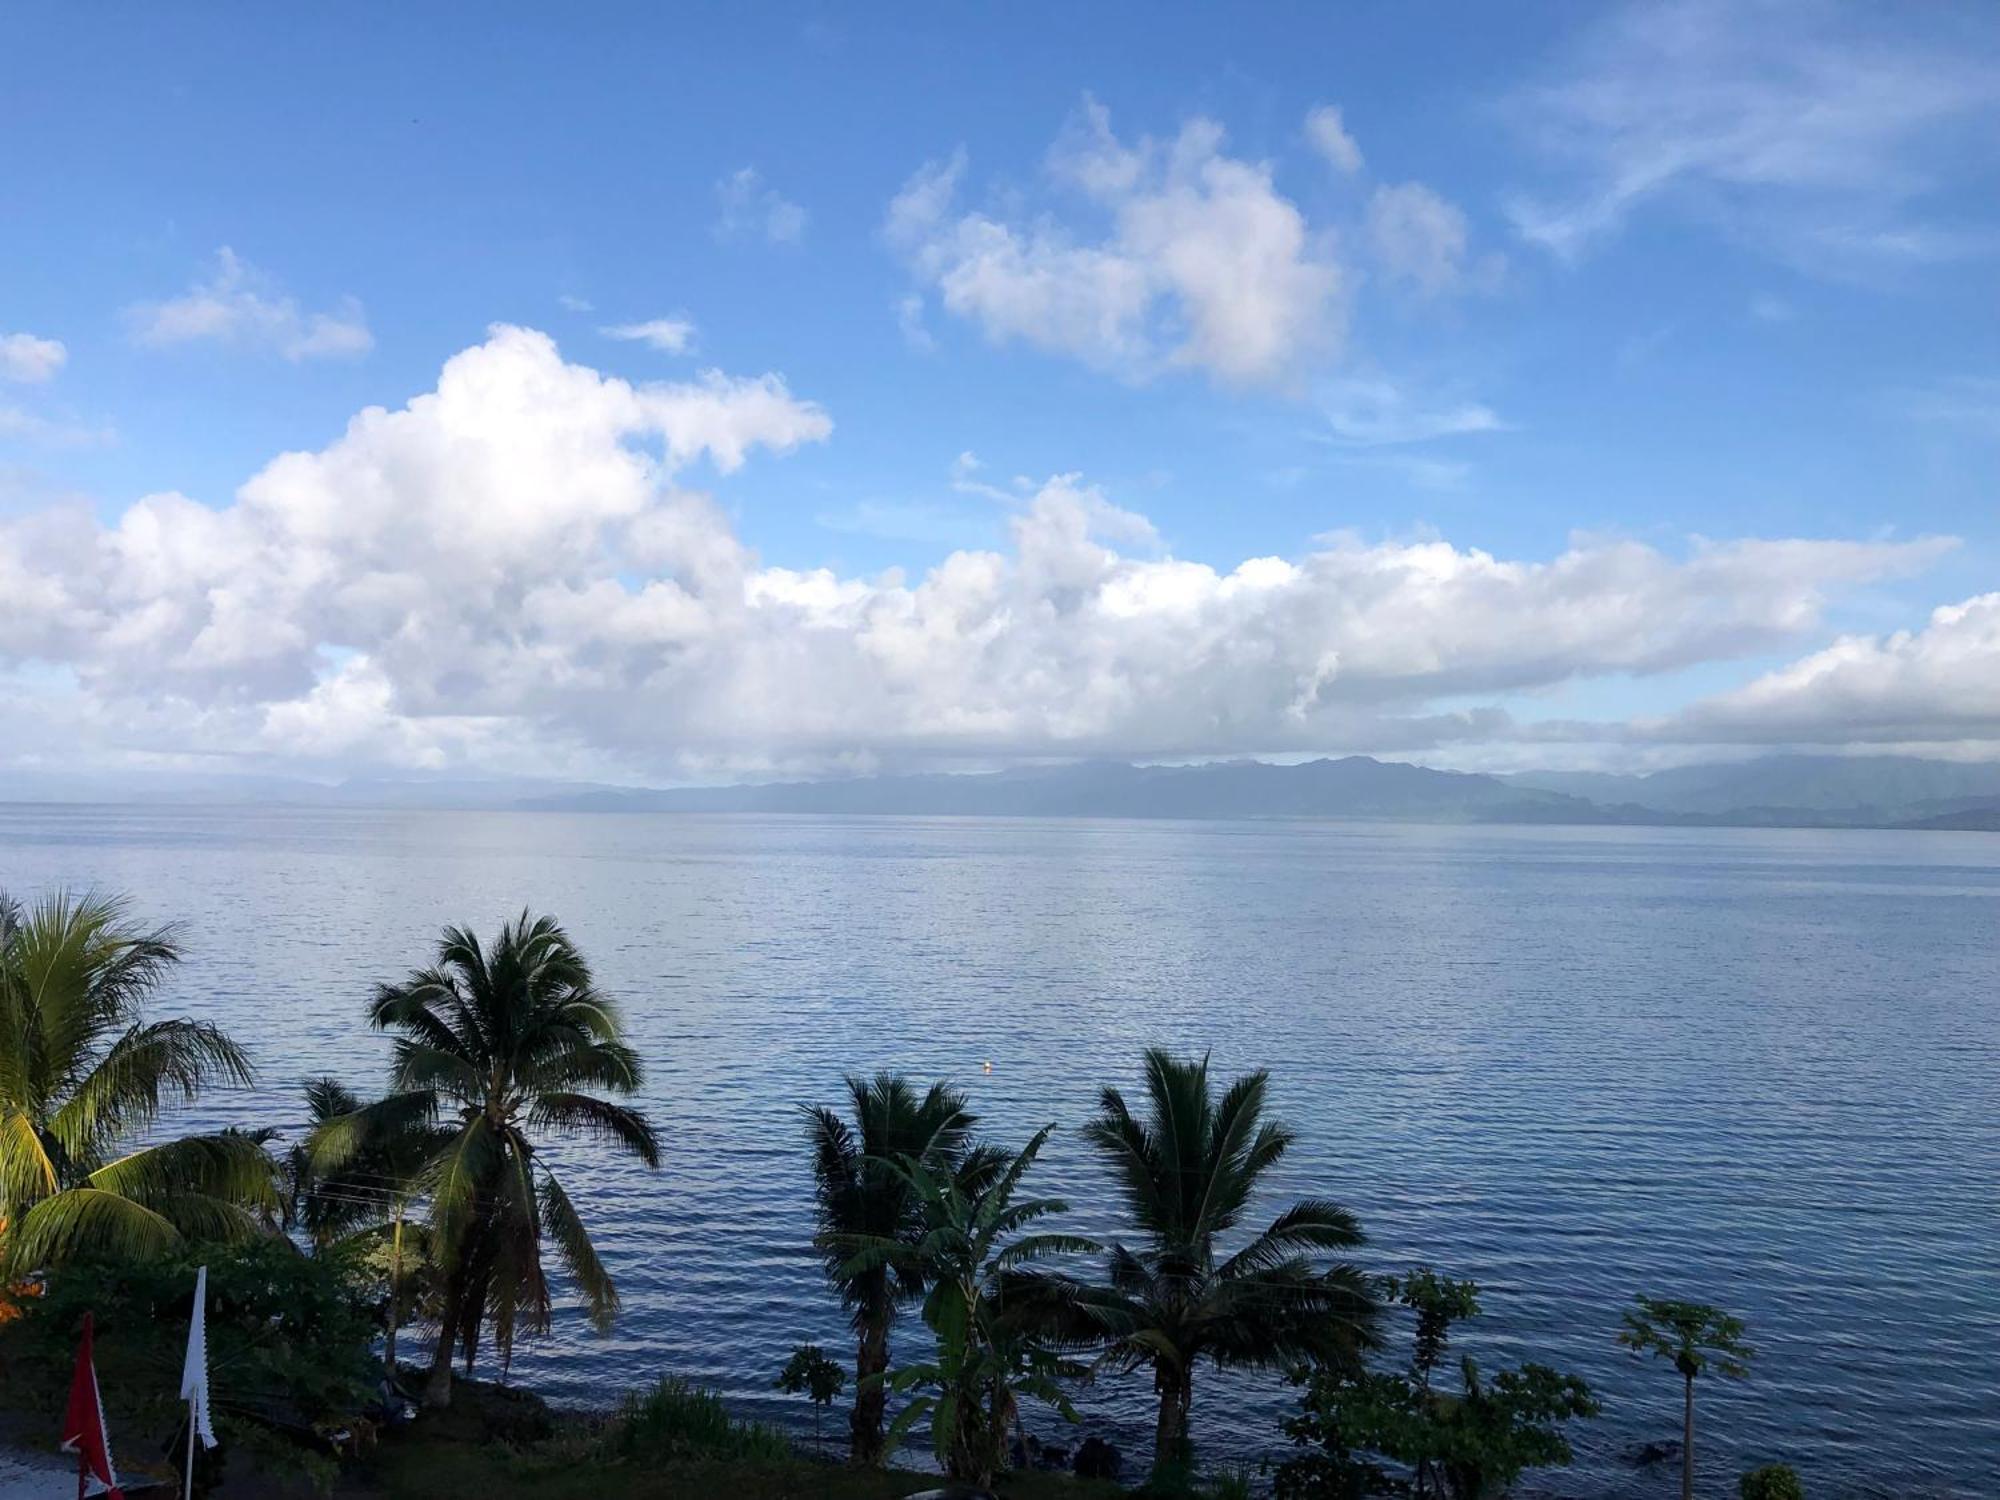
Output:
[1681,1373,1695,1500]
[1151,1363,1192,1477]
[850,1321,889,1464]
[424,1277,461,1409]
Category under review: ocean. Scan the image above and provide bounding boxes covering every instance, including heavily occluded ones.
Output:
[3,806,1995,1497]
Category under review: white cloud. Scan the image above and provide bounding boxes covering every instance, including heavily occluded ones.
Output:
[0,326,1957,778]
[558,293,595,313]
[129,248,373,360]
[600,317,698,354]
[1659,592,2000,746]
[0,332,66,384]
[1318,378,1506,446]
[0,407,114,449]
[716,167,808,245]
[895,292,935,352]
[888,101,1344,387]
[1304,105,1364,175]
[1504,0,2000,270]
[1367,182,1484,295]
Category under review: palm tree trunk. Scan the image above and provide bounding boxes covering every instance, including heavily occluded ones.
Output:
[384,1208,404,1373]
[424,1278,459,1409]
[1151,1364,1191,1477]
[850,1322,889,1465]
[1682,1373,1695,1500]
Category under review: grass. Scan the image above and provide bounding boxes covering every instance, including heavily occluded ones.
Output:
[333,1377,1131,1500]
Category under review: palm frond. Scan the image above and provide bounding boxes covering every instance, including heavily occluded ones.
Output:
[86,1131,279,1214]
[4,1185,179,1270]
[48,1019,254,1163]
[525,1091,661,1167]
[540,1167,617,1331]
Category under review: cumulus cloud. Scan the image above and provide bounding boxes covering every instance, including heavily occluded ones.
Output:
[0,332,66,384]
[715,167,808,245]
[0,326,1957,779]
[1504,0,2000,270]
[1659,592,2000,745]
[601,317,697,353]
[129,248,374,360]
[888,101,1344,387]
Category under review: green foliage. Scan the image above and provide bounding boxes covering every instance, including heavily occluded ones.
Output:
[0,888,271,1273]
[1617,1295,1754,1382]
[1085,1049,1379,1478]
[1276,1268,1598,1500]
[604,1376,794,1464]
[852,1125,1099,1487]
[1741,1463,1805,1500]
[312,911,661,1404]
[802,1072,979,1464]
[1204,1463,1260,1499]
[0,1238,379,1490]
[776,1342,846,1453]
[777,1343,846,1406]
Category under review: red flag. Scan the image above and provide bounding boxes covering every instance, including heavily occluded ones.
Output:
[59,1312,123,1500]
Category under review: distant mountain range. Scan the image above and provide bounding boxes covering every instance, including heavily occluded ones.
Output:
[9,754,2000,830]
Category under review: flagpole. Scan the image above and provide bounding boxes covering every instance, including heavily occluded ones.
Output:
[183,1407,195,1500]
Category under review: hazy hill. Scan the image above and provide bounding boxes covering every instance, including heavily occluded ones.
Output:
[523,757,1605,822]
[7,753,1999,830]
[1502,755,2000,823]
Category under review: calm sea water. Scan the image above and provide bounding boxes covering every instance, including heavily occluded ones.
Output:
[2,807,1995,1497]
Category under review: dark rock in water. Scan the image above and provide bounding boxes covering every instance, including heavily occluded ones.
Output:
[1627,1439,1682,1467]
[1074,1434,1123,1481]
[1037,1443,1071,1470]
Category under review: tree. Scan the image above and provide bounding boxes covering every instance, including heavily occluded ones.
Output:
[776,1343,847,1456]
[1277,1269,1597,1500]
[283,1076,450,1370]
[1084,1049,1378,1478]
[803,1073,978,1464]
[0,889,274,1272]
[1618,1296,1754,1500]
[311,911,660,1408]
[852,1125,1098,1488]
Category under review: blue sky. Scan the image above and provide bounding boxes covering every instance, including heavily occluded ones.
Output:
[3,2,1997,784]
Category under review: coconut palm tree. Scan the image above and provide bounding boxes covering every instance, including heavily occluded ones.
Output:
[1617,1296,1754,1500]
[311,911,660,1408]
[1085,1049,1378,1479]
[0,889,273,1271]
[803,1073,978,1464]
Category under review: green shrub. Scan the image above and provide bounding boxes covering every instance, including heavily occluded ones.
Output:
[605,1376,794,1464]
[0,1239,379,1494]
[1741,1463,1806,1500]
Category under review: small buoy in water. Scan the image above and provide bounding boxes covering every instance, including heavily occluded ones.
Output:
[982,1060,993,1075]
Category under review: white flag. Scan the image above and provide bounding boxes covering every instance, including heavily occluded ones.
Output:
[179,1265,218,1450]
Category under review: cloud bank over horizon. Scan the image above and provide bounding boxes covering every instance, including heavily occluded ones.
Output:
[1,326,1985,787]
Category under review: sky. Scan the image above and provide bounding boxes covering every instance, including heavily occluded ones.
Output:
[2,0,1998,787]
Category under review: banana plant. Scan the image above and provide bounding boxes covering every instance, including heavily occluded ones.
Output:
[844,1126,1099,1487]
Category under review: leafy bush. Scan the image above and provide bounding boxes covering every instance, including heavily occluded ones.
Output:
[0,1238,379,1492]
[604,1376,793,1464]
[1276,1268,1598,1500]
[1742,1463,1806,1500]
